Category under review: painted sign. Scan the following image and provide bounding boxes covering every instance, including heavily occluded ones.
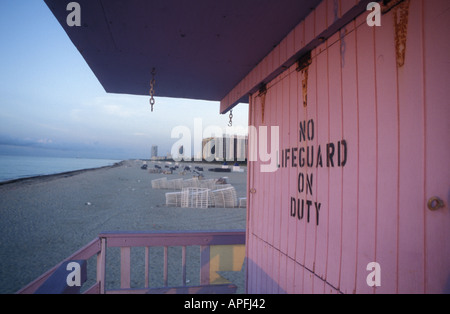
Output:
[277,119,348,226]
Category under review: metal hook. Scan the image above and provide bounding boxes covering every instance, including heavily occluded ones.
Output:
[149,68,156,112]
[228,110,233,127]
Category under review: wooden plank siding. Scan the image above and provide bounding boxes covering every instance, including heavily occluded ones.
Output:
[423,0,450,294]
[245,0,450,294]
[220,0,365,113]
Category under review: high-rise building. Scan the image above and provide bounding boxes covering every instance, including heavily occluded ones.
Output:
[151,145,158,159]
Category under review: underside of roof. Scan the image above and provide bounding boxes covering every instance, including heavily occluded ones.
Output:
[44,0,322,105]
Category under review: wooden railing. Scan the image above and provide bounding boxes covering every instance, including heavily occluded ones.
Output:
[16,238,102,294]
[17,230,246,294]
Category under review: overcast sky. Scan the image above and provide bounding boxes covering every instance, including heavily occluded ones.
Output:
[0,1,249,160]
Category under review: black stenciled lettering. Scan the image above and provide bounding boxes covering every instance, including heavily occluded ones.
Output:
[299,121,306,142]
[291,197,296,217]
[307,146,314,167]
[306,200,312,223]
[285,148,290,168]
[340,140,347,167]
[289,197,320,225]
[298,199,304,220]
[327,143,335,167]
[299,147,305,167]
[315,202,321,226]
[297,172,313,195]
[306,173,313,196]
[291,198,305,221]
[299,119,314,142]
[292,147,298,167]
[298,172,304,193]
[307,119,314,140]
[316,145,323,168]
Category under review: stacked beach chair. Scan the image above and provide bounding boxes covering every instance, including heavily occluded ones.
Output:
[198,179,217,190]
[151,177,168,189]
[182,178,199,189]
[153,176,241,208]
[165,191,183,207]
[180,188,211,209]
[166,178,183,190]
[211,187,238,208]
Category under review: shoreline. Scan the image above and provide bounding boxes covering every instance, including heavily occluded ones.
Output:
[0,158,247,186]
[0,161,125,187]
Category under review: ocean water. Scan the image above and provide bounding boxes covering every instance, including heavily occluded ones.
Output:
[0,155,121,183]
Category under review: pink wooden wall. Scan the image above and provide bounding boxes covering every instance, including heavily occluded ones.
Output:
[246,0,450,294]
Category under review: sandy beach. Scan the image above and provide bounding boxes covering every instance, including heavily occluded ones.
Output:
[0,160,247,294]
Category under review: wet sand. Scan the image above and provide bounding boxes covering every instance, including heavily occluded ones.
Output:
[0,160,247,294]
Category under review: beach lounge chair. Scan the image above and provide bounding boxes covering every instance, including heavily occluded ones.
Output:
[165,192,182,207]
[182,178,199,189]
[181,188,211,209]
[151,177,168,189]
[211,186,238,208]
[198,179,216,190]
[166,178,183,190]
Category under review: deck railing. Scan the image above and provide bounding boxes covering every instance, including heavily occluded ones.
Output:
[17,230,246,294]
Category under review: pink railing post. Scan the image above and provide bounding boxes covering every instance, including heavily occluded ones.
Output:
[163,246,169,287]
[200,245,211,285]
[182,246,187,286]
[94,237,106,294]
[120,247,131,289]
[145,247,150,289]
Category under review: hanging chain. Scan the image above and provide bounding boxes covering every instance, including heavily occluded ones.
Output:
[228,110,233,127]
[149,68,156,112]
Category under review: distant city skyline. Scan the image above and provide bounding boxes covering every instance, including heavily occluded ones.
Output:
[0,1,249,160]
